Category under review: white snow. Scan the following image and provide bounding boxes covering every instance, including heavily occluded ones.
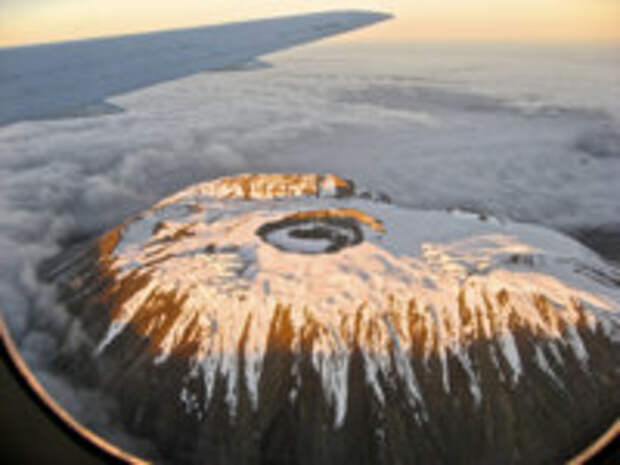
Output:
[497,330,523,385]
[534,345,564,391]
[79,176,618,427]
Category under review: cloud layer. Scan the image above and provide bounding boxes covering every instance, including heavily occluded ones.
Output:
[0,41,618,458]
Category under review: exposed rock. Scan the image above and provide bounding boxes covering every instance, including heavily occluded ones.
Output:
[42,174,619,464]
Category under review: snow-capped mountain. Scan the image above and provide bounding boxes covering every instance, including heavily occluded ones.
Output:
[45,174,619,464]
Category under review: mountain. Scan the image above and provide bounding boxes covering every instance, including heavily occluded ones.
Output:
[43,173,619,464]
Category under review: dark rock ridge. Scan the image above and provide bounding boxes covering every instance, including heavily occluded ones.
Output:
[41,174,619,464]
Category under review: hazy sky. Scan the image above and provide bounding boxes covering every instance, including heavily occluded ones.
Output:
[1,0,619,47]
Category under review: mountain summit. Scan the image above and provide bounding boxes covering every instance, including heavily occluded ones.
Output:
[46,174,619,464]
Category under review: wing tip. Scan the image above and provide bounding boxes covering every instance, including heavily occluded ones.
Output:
[322,9,394,22]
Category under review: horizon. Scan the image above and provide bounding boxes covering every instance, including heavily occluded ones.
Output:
[1,0,619,47]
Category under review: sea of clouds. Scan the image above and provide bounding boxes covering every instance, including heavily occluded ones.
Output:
[0,41,619,457]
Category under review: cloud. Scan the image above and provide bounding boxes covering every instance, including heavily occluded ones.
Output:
[0,43,618,458]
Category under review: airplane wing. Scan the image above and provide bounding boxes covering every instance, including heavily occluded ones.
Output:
[0,10,391,126]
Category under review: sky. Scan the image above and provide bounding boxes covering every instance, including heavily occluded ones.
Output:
[1,0,619,47]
